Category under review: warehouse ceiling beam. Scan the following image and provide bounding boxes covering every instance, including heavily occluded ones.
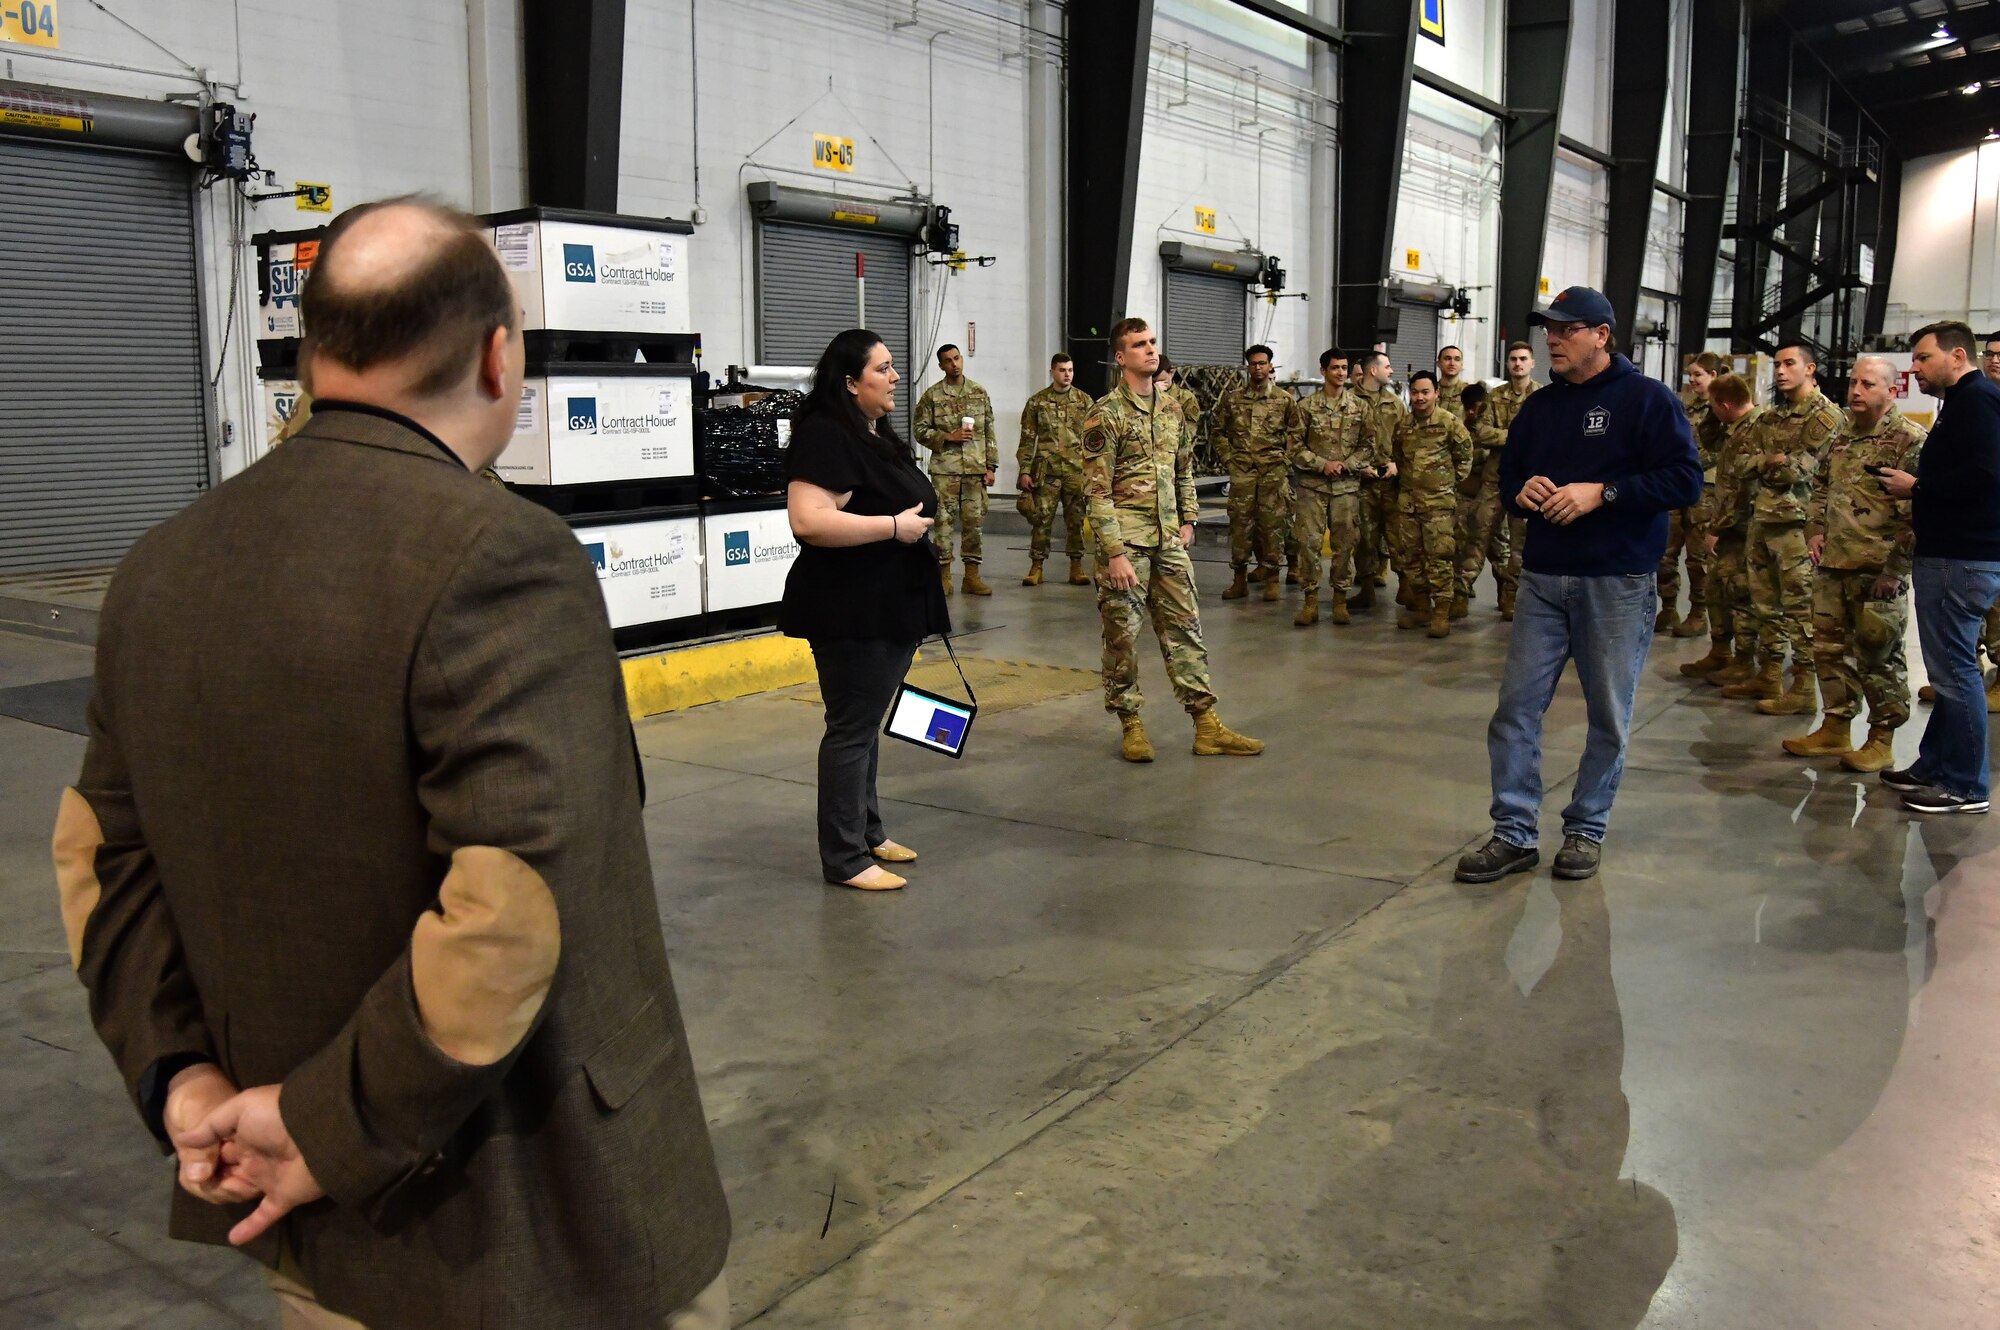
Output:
[522,0,626,211]
[1495,0,1571,368]
[1065,0,1155,392]
[1225,0,1344,46]
[1333,0,1418,351]
[1604,0,1673,343]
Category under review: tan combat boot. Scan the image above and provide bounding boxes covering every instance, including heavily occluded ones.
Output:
[1263,570,1281,602]
[1022,560,1044,587]
[1223,567,1250,600]
[940,562,953,596]
[1675,607,1708,639]
[1756,666,1818,715]
[1191,708,1264,756]
[1427,598,1452,638]
[962,565,992,596]
[1250,565,1275,583]
[1654,605,1679,634]
[1840,726,1897,773]
[1782,715,1853,757]
[1987,677,2000,713]
[1396,578,1416,609]
[1068,557,1092,585]
[1119,713,1155,763]
[1398,592,1431,630]
[1679,638,1731,677]
[1350,583,1377,610]
[1286,565,1301,586]
[1720,659,1783,701]
[1294,591,1319,627]
[1707,651,1756,688]
[1329,593,1351,625]
[1449,592,1470,620]
[1498,584,1516,621]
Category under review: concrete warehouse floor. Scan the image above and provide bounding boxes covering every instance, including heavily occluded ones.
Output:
[3,520,1998,1329]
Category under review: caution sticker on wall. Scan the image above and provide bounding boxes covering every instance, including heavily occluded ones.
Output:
[297,183,332,212]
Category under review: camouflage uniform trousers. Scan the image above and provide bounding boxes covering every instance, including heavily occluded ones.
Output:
[1747,520,1814,667]
[1291,483,1362,597]
[1707,533,1753,656]
[1026,458,1088,562]
[1454,482,1509,599]
[1357,480,1395,583]
[1097,541,1217,717]
[1503,513,1527,590]
[1658,508,1709,615]
[1812,568,1910,728]
[932,474,989,565]
[1227,460,1288,570]
[1393,496,1458,602]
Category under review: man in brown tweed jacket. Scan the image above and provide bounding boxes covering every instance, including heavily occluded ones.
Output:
[52,198,730,1329]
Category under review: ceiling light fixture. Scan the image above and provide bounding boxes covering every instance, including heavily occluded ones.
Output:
[1965,81,1985,95]
[1987,127,2000,141]
[1935,25,1953,40]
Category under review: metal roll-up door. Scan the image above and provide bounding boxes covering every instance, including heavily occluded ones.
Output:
[1161,269,1249,368]
[1383,301,1441,384]
[0,137,208,573]
[755,221,914,440]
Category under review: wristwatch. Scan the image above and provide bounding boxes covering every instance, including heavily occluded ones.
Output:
[1602,482,1619,504]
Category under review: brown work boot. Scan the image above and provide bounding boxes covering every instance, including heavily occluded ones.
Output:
[1707,651,1756,688]
[1286,566,1301,586]
[962,565,992,596]
[1918,683,1936,704]
[1840,725,1898,773]
[1654,605,1679,634]
[1782,715,1854,757]
[1756,666,1818,715]
[1222,567,1249,600]
[1118,713,1155,763]
[1427,600,1452,638]
[1328,593,1351,625]
[1249,565,1275,583]
[1396,578,1416,609]
[1720,660,1783,700]
[1398,593,1430,630]
[940,562,953,596]
[1068,557,1091,585]
[1022,560,1044,587]
[1263,571,1281,602]
[1497,584,1516,621]
[1294,591,1319,627]
[1350,582,1377,611]
[1674,607,1708,639]
[1191,708,1264,756]
[1679,638,1732,676]
[1449,592,1469,620]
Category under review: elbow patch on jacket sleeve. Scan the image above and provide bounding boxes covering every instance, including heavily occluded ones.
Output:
[52,788,105,970]
[409,847,561,1067]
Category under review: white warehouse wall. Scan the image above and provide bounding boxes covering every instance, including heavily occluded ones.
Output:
[1884,143,2000,338]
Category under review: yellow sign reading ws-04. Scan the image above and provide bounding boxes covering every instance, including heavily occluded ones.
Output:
[1193,207,1217,235]
[1404,248,1422,270]
[1,1,59,46]
[812,133,855,173]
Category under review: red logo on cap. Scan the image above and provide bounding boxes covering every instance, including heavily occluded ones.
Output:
[1556,289,1572,302]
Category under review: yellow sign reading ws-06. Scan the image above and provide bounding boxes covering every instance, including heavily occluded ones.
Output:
[812,133,855,173]
[1404,248,1422,270]
[1193,207,1217,235]
[1,1,59,46]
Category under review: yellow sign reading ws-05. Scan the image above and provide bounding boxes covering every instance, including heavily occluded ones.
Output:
[812,133,855,173]
[1193,207,1217,235]
[1404,248,1422,270]
[1,1,59,46]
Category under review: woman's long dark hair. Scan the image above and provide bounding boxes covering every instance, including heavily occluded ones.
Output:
[800,329,913,463]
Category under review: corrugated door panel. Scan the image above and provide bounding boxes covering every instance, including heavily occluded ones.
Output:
[1161,269,1248,369]
[0,138,208,573]
[1385,301,1441,384]
[755,221,915,442]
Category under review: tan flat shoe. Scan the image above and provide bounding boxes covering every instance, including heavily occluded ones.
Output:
[837,866,906,891]
[871,840,918,863]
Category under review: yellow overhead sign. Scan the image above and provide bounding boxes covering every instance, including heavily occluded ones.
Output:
[0,1,58,47]
[1194,207,1217,235]
[813,133,855,173]
[1404,248,1422,270]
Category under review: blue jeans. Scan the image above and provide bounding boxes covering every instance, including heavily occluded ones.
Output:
[1488,570,1657,847]
[1911,556,2000,800]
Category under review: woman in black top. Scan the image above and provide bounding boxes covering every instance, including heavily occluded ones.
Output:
[781,329,952,890]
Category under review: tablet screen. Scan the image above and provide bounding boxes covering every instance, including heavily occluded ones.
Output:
[886,686,973,756]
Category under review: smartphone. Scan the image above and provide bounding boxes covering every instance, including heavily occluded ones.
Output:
[1864,465,1890,477]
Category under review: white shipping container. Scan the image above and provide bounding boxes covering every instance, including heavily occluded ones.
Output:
[574,515,704,629]
[702,507,799,612]
[492,217,691,334]
[499,372,695,486]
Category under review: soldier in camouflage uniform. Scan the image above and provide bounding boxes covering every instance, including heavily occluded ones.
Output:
[1694,375,1767,688]
[1451,383,1507,618]
[1352,350,1410,611]
[1778,356,1924,771]
[1435,345,1468,421]
[1390,370,1474,637]
[914,344,998,596]
[1218,345,1303,603]
[1083,318,1262,762]
[1290,349,1373,626]
[1659,352,1726,635]
[1016,352,1094,587]
[1488,341,1540,619]
[1735,343,1844,714]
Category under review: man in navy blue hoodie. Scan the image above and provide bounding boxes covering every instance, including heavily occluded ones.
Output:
[1875,320,2000,814]
[1456,288,1703,883]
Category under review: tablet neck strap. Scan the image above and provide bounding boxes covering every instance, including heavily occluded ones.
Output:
[938,633,977,708]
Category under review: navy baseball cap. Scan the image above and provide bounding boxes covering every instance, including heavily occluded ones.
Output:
[1528,286,1619,333]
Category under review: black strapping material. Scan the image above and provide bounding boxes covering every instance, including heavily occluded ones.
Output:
[701,389,803,497]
